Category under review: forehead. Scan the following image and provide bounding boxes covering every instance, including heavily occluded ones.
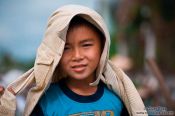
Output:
[66,24,101,43]
[67,16,103,36]
[65,16,105,47]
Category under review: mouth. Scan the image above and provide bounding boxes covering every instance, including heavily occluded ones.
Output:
[71,64,87,72]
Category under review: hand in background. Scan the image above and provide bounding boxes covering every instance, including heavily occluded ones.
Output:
[0,85,4,96]
[0,85,15,96]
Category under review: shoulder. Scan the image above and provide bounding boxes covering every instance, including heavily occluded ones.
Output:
[103,84,122,103]
[40,83,58,97]
[31,83,62,115]
[103,84,129,115]
[39,83,60,103]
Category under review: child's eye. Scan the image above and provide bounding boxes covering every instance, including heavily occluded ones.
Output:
[64,46,70,51]
[82,43,93,47]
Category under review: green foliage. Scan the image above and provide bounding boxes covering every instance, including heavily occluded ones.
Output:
[109,32,118,58]
[0,53,34,73]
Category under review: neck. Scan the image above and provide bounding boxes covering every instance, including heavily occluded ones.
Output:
[65,76,97,96]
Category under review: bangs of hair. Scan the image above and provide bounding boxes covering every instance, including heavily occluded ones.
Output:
[67,16,105,48]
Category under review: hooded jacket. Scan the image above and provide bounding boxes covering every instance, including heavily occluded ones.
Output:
[0,5,147,116]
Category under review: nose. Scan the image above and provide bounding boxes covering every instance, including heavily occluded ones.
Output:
[72,48,84,62]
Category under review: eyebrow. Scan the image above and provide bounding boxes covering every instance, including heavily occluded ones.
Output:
[80,38,94,44]
[65,38,94,45]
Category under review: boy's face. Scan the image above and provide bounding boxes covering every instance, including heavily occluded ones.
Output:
[59,24,102,82]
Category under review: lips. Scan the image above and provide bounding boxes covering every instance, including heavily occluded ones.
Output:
[71,64,87,72]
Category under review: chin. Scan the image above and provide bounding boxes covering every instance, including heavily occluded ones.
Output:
[68,73,91,80]
[70,76,88,80]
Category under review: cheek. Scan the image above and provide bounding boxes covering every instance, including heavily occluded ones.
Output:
[87,47,101,63]
[95,45,102,58]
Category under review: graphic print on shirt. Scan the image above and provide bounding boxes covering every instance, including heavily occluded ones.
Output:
[69,110,114,116]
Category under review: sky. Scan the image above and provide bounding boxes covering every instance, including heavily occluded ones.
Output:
[0,0,99,62]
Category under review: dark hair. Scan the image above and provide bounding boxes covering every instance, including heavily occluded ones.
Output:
[67,16,105,49]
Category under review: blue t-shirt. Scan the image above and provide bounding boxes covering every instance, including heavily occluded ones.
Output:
[31,81,125,116]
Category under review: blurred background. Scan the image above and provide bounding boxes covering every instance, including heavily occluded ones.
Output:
[0,0,175,115]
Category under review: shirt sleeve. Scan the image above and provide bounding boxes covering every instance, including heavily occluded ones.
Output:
[121,103,129,116]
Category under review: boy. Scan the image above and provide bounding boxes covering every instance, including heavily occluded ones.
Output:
[0,5,147,116]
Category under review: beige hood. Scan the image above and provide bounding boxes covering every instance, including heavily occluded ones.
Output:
[41,4,110,86]
[0,5,147,116]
